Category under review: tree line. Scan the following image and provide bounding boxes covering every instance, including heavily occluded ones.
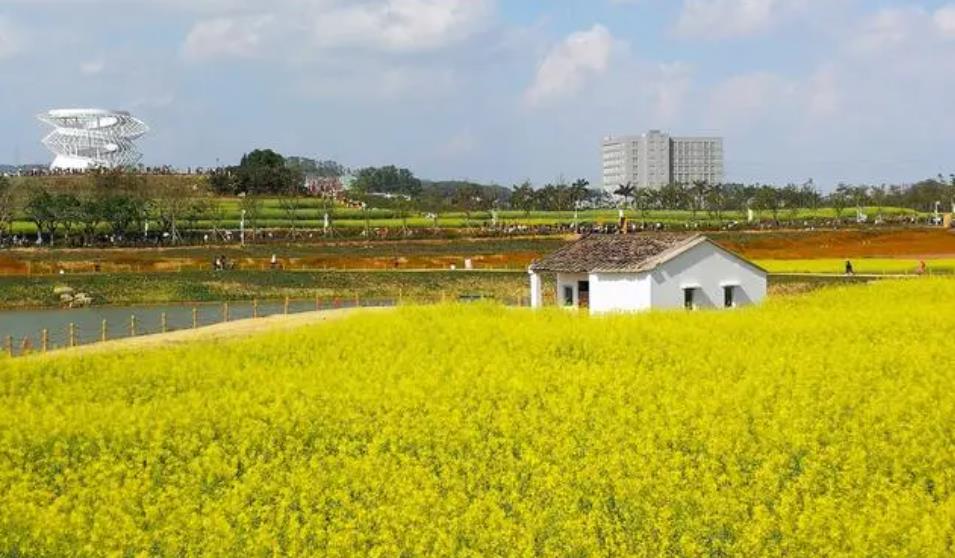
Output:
[599,178,955,223]
[0,170,219,246]
[3,145,954,246]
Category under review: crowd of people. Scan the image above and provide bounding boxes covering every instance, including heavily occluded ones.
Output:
[5,165,223,178]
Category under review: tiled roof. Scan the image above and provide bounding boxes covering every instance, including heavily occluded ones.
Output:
[529,233,707,273]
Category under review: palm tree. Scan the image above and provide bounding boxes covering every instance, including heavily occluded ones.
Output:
[613,183,635,208]
[571,179,590,204]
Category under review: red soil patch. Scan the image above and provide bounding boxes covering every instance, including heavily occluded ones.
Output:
[2,229,953,276]
[715,229,955,260]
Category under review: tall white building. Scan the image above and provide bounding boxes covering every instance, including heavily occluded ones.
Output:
[602,130,723,190]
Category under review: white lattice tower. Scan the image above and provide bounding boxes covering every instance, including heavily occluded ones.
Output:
[38,109,149,170]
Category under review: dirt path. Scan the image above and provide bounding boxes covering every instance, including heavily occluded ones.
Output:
[32,307,392,358]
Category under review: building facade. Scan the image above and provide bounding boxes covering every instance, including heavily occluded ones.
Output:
[601,130,723,190]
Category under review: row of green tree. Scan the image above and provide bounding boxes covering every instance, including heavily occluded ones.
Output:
[183,148,955,218]
[601,178,955,221]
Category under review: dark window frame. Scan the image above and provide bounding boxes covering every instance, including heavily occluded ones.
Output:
[684,288,696,310]
[724,285,736,308]
[563,285,575,307]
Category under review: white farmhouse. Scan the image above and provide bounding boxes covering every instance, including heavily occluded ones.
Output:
[528,234,767,314]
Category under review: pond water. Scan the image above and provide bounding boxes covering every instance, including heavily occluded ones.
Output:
[0,299,383,356]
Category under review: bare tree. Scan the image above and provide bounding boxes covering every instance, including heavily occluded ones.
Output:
[278,182,305,240]
[240,194,264,241]
[207,199,228,242]
[151,177,202,244]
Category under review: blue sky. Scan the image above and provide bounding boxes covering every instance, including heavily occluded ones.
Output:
[2,0,955,190]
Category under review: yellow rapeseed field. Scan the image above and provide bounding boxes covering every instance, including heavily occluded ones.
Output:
[1,280,953,556]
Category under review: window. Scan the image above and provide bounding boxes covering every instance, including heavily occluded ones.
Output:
[684,288,696,310]
[578,281,590,309]
[724,286,736,308]
[563,286,575,307]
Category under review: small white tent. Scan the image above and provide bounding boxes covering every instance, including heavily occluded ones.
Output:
[529,234,767,314]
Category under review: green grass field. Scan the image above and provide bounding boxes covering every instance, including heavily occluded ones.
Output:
[757,258,955,275]
[6,203,926,235]
[1,280,952,555]
[4,174,929,233]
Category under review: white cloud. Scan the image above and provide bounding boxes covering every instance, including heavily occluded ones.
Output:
[181,15,274,61]
[848,6,924,54]
[524,25,615,106]
[651,62,693,125]
[673,0,834,39]
[707,72,796,128]
[700,3,955,184]
[676,0,779,38]
[804,65,840,118]
[130,93,177,109]
[180,0,494,62]
[437,129,478,159]
[934,4,955,37]
[312,0,494,52]
[80,59,105,75]
[0,16,23,59]
[707,66,842,130]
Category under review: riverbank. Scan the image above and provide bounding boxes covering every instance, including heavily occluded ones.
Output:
[28,306,390,358]
[0,237,567,275]
[0,269,886,314]
[0,270,532,310]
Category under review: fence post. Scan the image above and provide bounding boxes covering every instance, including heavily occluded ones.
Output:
[5,335,12,357]
[41,329,49,352]
[441,291,446,304]
[130,315,137,337]
[101,320,108,342]
[161,312,168,333]
[223,303,229,323]
[398,288,403,305]
[192,307,198,329]
[68,323,76,348]
[315,295,320,311]
[284,297,290,315]
[355,293,360,308]
[253,299,258,319]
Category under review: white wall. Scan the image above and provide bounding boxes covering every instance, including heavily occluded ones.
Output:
[650,241,767,310]
[556,273,589,308]
[589,272,652,314]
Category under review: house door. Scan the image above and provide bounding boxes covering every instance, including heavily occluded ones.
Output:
[578,281,590,309]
